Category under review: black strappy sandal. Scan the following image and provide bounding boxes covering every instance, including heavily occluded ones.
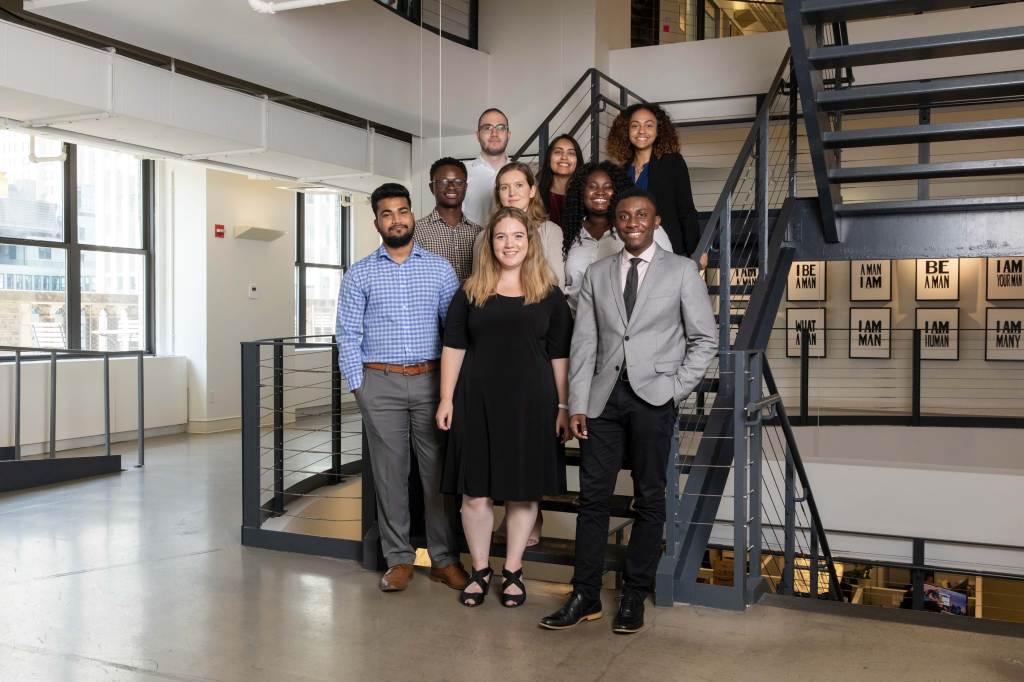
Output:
[459,567,493,607]
[499,567,527,608]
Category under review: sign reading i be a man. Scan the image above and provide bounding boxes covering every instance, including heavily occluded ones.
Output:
[849,308,891,359]
[916,308,959,361]
[786,308,827,358]
[916,259,959,301]
[987,258,1024,300]
[787,261,826,301]
[986,308,1024,361]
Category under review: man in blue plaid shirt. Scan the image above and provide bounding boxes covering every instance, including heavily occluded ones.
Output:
[336,183,469,593]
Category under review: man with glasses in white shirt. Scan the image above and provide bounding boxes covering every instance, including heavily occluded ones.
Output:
[463,108,510,227]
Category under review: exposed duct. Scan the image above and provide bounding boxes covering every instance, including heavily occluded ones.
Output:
[247,0,350,14]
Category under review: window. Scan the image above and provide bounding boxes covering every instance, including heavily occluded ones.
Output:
[374,0,478,49]
[296,193,350,339]
[0,130,154,352]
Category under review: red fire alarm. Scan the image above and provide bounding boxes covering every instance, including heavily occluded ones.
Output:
[214,224,225,239]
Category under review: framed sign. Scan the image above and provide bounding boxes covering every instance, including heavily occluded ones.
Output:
[986,257,1024,301]
[786,308,826,358]
[916,259,959,301]
[788,261,826,301]
[849,308,891,359]
[850,260,891,301]
[985,308,1024,361]
[916,308,959,361]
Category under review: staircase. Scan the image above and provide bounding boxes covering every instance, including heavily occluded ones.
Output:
[784,0,1024,259]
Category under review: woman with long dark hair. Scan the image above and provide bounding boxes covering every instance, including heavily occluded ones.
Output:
[607,102,704,267]
[438,207,572,608]
[537,135,582,229]
[562,161,672,312]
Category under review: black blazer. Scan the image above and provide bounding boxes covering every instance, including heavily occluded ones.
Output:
[643,152,701,258]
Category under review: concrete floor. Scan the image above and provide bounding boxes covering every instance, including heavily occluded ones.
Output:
[1,432,1023,681]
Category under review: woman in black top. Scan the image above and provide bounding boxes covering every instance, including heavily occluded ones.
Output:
[607,102,705,267]
[537,134,583,229]
[437,206,572,609]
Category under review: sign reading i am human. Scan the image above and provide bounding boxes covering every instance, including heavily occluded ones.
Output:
[849,308,891,359]
[916,259,959,301]
[850,260,891,301]
[916,308,959,361]
[787,261,826,301]
[786,308,827,358]
[987,258,1024,300]
[986,308,1024,361]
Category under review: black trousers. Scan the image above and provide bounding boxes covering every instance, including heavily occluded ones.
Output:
[572,380,676,599]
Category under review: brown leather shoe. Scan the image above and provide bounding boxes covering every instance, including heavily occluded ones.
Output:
[429,562,469,590]
[379,564,414,592]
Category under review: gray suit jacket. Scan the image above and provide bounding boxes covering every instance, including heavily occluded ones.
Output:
[569,245,718,418]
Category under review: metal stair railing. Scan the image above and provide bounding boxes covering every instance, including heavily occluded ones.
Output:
[510,68,647,166]
[657,48,844,609]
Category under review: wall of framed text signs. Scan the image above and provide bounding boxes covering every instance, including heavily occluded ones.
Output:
[768,257,1024,416]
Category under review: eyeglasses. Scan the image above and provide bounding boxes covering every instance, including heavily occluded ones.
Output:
[479,124,510,134]
[431,178,467,189]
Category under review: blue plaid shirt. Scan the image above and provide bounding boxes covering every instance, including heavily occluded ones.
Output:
[336,242,459,391]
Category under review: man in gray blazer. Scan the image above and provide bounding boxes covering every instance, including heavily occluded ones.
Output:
[540,187,716,634]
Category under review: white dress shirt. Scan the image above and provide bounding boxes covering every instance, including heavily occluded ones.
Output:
[565,226,672,312]
[620,240,658,294]
[463,156,506,227]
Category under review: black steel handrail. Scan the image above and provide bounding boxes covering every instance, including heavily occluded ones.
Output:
[1,344,144,466]
[763,356,843,600]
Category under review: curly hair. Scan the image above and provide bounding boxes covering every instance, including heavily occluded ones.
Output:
[606,102,679,165]
[560,161,632,259]
[537,134,583,207]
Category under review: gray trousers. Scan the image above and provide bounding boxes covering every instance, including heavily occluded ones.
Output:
[356,367,457,568]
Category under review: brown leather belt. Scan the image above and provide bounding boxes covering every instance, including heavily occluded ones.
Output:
[363,361,438,376]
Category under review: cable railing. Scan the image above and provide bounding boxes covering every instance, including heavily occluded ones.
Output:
[0,344,144,466]
[374,0,478,49]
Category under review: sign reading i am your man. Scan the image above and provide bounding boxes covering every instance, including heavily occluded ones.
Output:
[849,308,891,359]
[850,260,891,301]
[987,258,1024,300]
[786,308,826,358]
[788,261,826,301]
[916,259,960,301]
[916,308,959,361]
[986,308,1024,360]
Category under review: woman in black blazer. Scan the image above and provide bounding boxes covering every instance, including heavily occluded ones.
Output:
[607,102,705,267]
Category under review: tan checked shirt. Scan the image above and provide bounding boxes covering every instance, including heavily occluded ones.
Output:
[414,209,483,283]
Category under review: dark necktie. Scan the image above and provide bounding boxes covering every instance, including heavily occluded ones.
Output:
[623,257,642,320]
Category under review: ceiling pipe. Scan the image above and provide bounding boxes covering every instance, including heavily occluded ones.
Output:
[247,0,350,14]
[23,0,93,9]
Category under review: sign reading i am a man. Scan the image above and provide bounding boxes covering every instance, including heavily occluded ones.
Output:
[916,259,959,301]
[849,308,891,359]
[916,308,959,361]
[786,308,826,358]
[787,261,826,301]
[986,308,1024,361]
[850,260,891,301]
[987,258,1024,300]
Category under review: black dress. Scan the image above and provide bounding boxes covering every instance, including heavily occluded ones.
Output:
[442,286,572,501]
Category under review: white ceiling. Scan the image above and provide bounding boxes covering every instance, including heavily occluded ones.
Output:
[28,0,490,136]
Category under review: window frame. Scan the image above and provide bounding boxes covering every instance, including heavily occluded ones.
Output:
[295,193,351,342]
[374,0,479,50]
[0,138,156,356]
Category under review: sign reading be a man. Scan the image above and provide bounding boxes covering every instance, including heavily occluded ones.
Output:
[788,261,826,301]
[916,259,959,301]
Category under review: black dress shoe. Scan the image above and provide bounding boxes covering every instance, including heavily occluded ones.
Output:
[612,591,646,634]
[538,592,602,630]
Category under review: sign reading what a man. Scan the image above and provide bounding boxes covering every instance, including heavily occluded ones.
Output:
[850,260,891,302]
[786,308,827,358]
[916,259,960,301]
[986,308,1024,361]
[788,261,826,301]
[916,308,959,361]
[987,258,1024,301]
[849,307,891,359]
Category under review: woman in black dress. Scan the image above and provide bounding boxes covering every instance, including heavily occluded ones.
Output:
[607,102,707,269]
[437,206,572,608]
